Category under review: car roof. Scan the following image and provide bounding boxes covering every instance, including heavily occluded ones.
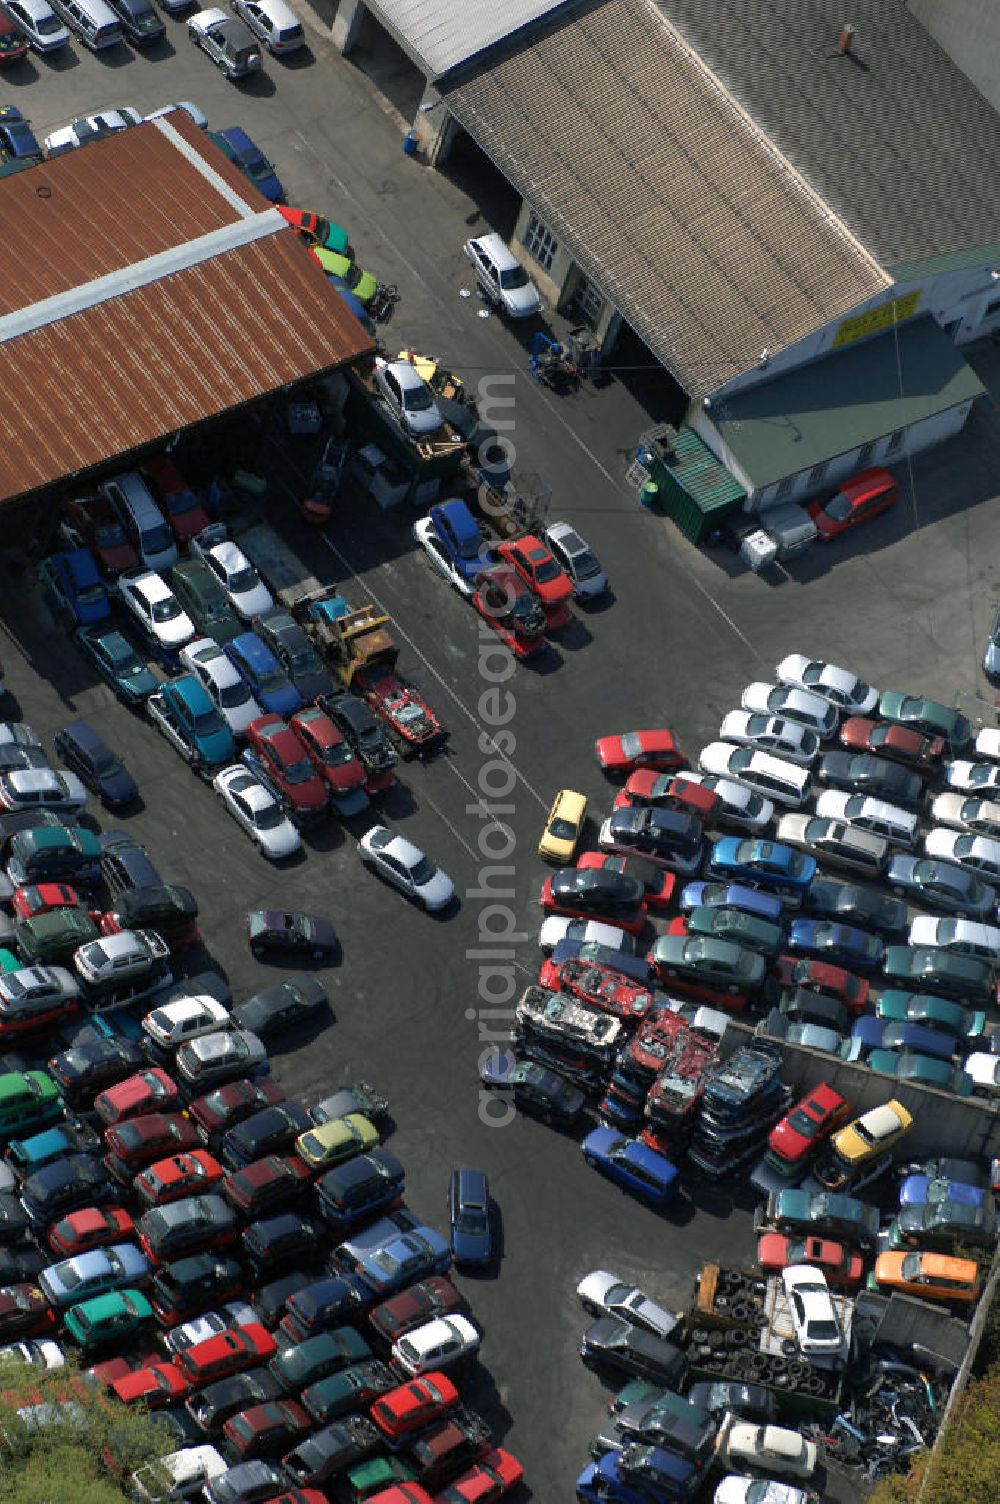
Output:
[471,232,518,268]
[231,633,273,667]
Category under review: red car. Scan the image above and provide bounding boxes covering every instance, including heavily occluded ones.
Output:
[112,1360,190,1407]
[539,873,648,936]
[104,1114,200,1179]
[767,1082,851,1173]
[11,883,87,922]
[537,957,653,1022]
[246,715,328,822]
[48,1205,135,1257]
[437,1449,525,1504]
[757,1232,864,1290]
[63,493,138,575]
[224,1399,310,1458]
[471,565,546,659]
[774,957,869,1012]
[0,1284,55,1340]
[95,1068,180,1127]
[839,716,946,770]
[371,1372,458,1442]
[614,772,719,822]
[89,1348,163,1388]
[0,11,29,63]
[141,456,211,546]
[617,1012,688,1081]
[496,535,572,626]
[135,1150,225,1207]
[576,851,676,911]
[806,466,899,541]
[595,729,684,777]
[358,669,444,758]
[368,1278,465,1344]
[367,1489,432,1504]
[290,707,367,801]
[175,1322,276,1385]
[222,1154,314,1216]
[188,1079,287,1146]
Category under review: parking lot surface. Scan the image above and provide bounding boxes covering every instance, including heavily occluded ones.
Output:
[7,16,1000,1499]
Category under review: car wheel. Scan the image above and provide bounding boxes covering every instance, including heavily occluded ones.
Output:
[251,944,264,959]
[312,949,325,960]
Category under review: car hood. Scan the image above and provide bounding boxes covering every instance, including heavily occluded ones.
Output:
[415,869,454,910]
[503,282,542,316]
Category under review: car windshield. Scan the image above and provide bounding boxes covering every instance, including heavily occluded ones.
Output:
[254,805,283,831]
[900,1253,923,1280]
[409,856,437,885]
[823,493,852,522]
[77,585,106,606]
[37,15,63,33]
[258,667,287,694]
[619,734,641,760]
[573,549,601,578]
[284,758,315,786]
[533,558,560,583]
[499,265,529,289]
[322,741,353,767]
[194,710,222,735]
[549,818,577,840]
[402,384,435,413]
[808,1319,840,1340]
[151,598,180,623]
[228,566,260,595]
[219,682,249,710]
[784,1110,819,1139]
[93,750,118,776]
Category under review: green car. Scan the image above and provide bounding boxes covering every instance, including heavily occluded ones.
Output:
[168,560,242,646]
[876,989,986,1039]
[882,945,995,1006]
[6,825,102,889]
[74,623,158,707]
[342,1456,419,1503]
[650,935,767,996]
[16,908,100,966]
[878,692,972,750]
[684,905,784,959]
[0,1070,62,1140]
[867,1048,973,1096]
[269,1328,371,1392]
[766,1186,880,1246]
[300,1361,395,1425]
[311,246,378,304]
[63,1289,153,1350]
[0,949,20,974]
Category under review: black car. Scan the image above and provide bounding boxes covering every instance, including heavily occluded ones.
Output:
[580,1317,686,1386]
[479,1050,586,1126]
[604,807,704,868]
[315,1150,405,1231]
[684,1381,778,1423]
[616,1398,717,1463]
[99,831,161,899]
[252,612,334,704]
[107,885,200,947]
[548,867,646,923]
[186,1368,284,1434]
[802,878,908,936]
[282,1415,382,1486]
[309,1084,390,1128]
[895,1198,998,1250]
[21,1154,119,1229]
[150,1253,245,1326]
[253,1271,313,1328]
[53,720,138,810]
[319,694,396,777]
[230,978,329,1041]
[778,989,848,1030]
[0,1196,29,1246]
[818,752,924,808]
[242,1211,319,1277]
[246,910,339,962]
[221,1103,312,1171]
[280,1275,361,1343]
[137,1195,237,1263]
[203,1459,288,1504]
[48,1036,147,1107]
[0,1244,45,1283]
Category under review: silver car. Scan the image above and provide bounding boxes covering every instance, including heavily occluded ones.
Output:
[39,1243,150,1306]
[372,361,442,438]
[576,1270,679,1340]
[741,682,838,738]
[463,234,543,318]
[718,712,818,766]
[775,654,878,715]
[544,522,608,599]
[187,8,262,77]
[358,825,454,912]
[175,1029,268,1089]
[0,768,87,816]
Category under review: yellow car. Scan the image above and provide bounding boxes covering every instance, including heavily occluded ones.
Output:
[873,1250,981,1304]
[538,789,587,863]
[294,1113,378,1171]
[829,1100,912,1168]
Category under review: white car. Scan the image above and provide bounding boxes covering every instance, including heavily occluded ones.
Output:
[145,102,209,130]
[776,654,878,715]
[576,1271,679,1340]
[212,764,300,860]
[230,0,304,52]
[463,234,543,318]
[965,1053,1000,1095]
[714,1476,815,1504]
[0,724,41,750]
[718,712,818,766]
[0,1340,65,1371]
[0,769,87,816]
[372,360,442,438]
[719,1422,817,1480]
[190,531,273,621]
[538,916,635,953]
[680,772,773,832]
[543,522,607,598]
[974,728,1000,763]
[142,996,230,1053]
[740,683,838,739]
[118,569,195,653]
[358,825,454,912]
[44,108,142,158]
[411,517,476,596]
[162,1303,257,1355]
[929,794,1000,840]
[391,1314,480,1378]
[944,761,1000,795]
[660,998,730,1042]
[180,638,261,737]
[813,790,917,848]
[908,915,1000,962]
[3,0,69,51]
[781,1266,847,1362]
[697,743,809,808]
[925,828,1000,884]
[187,9,263,76]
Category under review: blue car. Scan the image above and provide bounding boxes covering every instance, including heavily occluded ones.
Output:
[582,1127,678,1207]
[706,837,816,901]
[879,1020,958,1062]
[577,1446,699,1504]
[39,550,110,627]
[54,720,138,811]
[899,1173,988,1210]
[225,633,302,718]
[212,126,284,202]
[315,1151,405,1234]
[0,106,43,165]
[548,938,653,985]
[886,854,996,918]
[786,918,884,969]
[418,499,496,594]
[335,1216,451,1299]
[147,675,236,771]
[845,1014,887,1055]
[447,1168,491,1267]
[39,1241,150,1306]
[679,881,783,924]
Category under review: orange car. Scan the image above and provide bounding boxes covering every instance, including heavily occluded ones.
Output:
[873,1250,981,1304]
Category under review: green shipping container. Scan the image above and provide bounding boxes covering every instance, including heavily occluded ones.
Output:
[646,427,745,545]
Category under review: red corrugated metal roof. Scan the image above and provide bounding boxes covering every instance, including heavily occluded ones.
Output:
[0,112,374,503]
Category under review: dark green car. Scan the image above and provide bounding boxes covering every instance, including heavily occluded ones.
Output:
[684,906,784,959]
[16,908,100,966]
[765,1187,880,1246]
[878,692,972,750]
[168,559,242,646]
[650,935,767,996]
[341,1456,419,1503]
[890,1196,997,1250]
[882,945,995,1005]
[867,1048,974,1096]
[876,989,986,1039]
[300,1360,395,1425]
[268,1328,371,1392]
[74,623,158,707]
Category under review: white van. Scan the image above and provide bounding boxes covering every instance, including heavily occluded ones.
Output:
[50,0,122,47]
[100,472,178,573]
[908,915,1000,964]
[814,791,918,849]
[698,742,811,808]
[131,1445,227,1502]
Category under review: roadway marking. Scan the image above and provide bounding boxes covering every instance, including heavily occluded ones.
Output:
[414,782,480,863]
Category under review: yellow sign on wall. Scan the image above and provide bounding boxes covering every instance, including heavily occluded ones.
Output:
[832,289,923,349]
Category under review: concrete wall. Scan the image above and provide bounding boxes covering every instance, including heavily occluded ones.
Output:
[909,0,1000,116]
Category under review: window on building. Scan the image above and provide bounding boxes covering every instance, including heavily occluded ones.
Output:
[808,462,827,486]
[857,442,876,469]
[887,427,906,454]
[570,274,606,330]
[775,475,794,501]
[523,212,558,271]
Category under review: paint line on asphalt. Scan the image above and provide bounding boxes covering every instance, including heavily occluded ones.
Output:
[414,783,480,863]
